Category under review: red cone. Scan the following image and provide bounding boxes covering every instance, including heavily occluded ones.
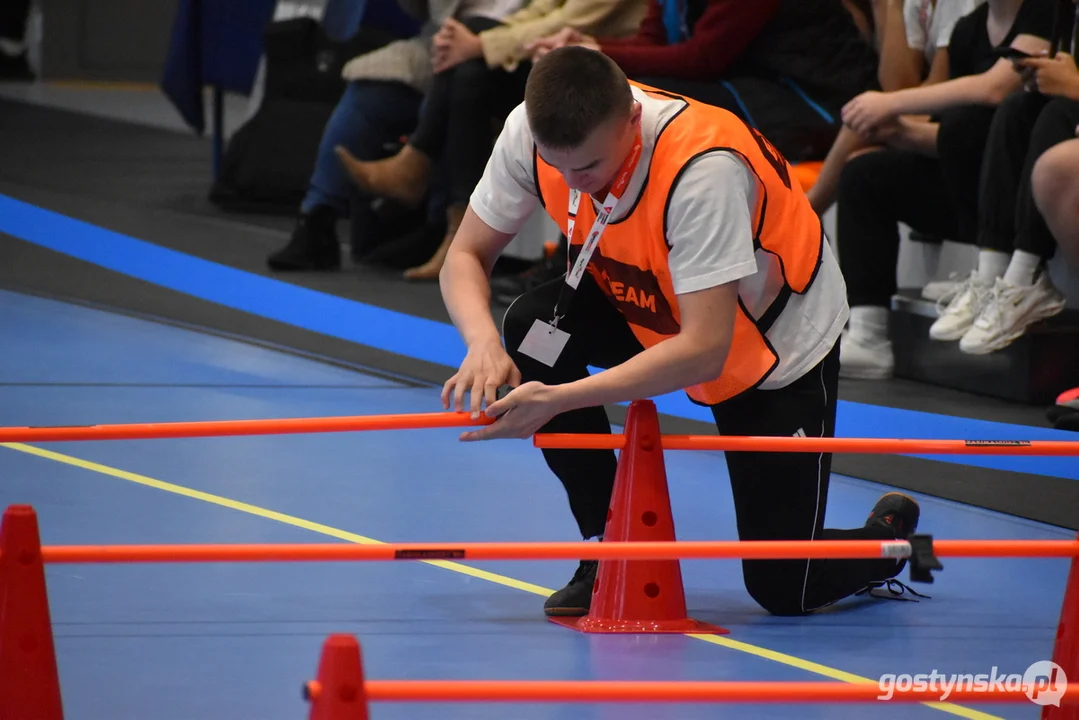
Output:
[0,504,64,719]
[1042,530,1078,719]
[550,400,727,634]
[305,634,369,720]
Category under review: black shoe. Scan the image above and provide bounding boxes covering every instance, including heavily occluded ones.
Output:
[267,206,340,271]
[864,493,923,589]
[543,559,597,617]
[865,492,920,538]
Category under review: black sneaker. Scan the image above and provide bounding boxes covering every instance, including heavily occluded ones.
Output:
[267,206,340,271]
[864,492,922,588]
[865,492,920,538]
[543,559,597,617]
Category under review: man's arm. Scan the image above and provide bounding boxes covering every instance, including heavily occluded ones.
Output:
[551,282,739,411]
[439,103,541,413]
[439,207,516,347]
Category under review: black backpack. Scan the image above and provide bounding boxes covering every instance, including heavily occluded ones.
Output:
[209,17,403,213]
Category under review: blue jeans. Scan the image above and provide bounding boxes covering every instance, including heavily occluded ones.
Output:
[301,80,423,214]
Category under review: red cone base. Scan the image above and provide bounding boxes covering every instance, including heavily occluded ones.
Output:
[0,504,64,720]
[1042,531,1079,720]
[549,400,728,635]
[305,634,369,720]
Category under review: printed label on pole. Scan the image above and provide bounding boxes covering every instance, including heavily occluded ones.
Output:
[518,319,571,367]
[880,541,911,559]
[395,549,465,559]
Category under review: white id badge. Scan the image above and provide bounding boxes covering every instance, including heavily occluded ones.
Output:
[517,319,571,367]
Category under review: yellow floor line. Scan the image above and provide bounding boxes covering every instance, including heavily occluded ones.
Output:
[2,442,1004,720]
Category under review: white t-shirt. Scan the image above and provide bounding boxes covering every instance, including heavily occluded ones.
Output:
[904,0,985,63]
[470,86,849,391]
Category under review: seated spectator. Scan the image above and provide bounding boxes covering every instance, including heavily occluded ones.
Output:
[929,7,1076,354]
[528,0,879,166]
[267,0,529,272]
[334,0,647,280]
[1032,125,1079,266]
[807,0,983,215]
[833,0,1055,380]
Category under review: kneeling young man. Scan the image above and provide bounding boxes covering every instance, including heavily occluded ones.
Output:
[438,46,921,617]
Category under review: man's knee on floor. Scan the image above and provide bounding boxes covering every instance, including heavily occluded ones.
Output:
[746,583,812,617]
[742,564,812,617]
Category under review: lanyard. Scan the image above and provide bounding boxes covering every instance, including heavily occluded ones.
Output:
[551,130,643,328]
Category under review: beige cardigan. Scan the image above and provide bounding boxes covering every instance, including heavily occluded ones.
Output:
[342,0,647,91]
[340,0,463,94]
[479,0,647,71]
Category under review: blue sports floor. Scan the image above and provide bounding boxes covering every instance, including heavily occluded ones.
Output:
[0,287,1073,720]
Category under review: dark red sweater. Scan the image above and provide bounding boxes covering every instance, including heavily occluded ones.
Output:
[599,0,780,81]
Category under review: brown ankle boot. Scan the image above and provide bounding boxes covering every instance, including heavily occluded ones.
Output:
[334,144,432,208]
[404,204,466,281]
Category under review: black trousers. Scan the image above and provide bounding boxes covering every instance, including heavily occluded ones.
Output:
[408,17,530,205]
[502,273,902,616]
[836,105,996,307]
[979,91,1079,259]
[0,0,30,40]
[631,75,842,164]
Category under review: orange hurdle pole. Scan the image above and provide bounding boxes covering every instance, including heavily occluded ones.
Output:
[358,679,1054,703]
[534,433,1079,455]
[0,411,492,443]
[32,538,1079,564]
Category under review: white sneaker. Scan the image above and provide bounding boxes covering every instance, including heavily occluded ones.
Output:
[959,273,1067,355]
[839,332,894,379]
[928,272,994,341]
[921,273,963,303]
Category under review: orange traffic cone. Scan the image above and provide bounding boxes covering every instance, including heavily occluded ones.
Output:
[549,400,727,634]
[0,504,64,719]
[1042,531,1078,720]
[305,634,369,720]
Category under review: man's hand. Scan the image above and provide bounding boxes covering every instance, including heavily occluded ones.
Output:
[459,381,564,441]
[1017,53,1079,101]
[842,90,898,136]
[432,17,483,73]
[442,338,523,418]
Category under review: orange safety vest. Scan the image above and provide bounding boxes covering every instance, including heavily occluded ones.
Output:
[533,82,824,405]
